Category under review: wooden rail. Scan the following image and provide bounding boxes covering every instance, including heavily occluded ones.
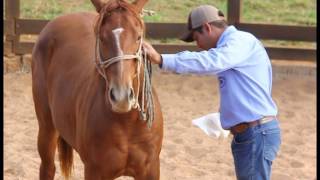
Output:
[4,0,317,61]
[14,20,317,42]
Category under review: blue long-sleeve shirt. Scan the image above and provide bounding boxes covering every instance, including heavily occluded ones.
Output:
[160,26,278,129]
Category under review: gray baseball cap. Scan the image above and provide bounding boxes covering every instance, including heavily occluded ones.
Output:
[180,5,224,42]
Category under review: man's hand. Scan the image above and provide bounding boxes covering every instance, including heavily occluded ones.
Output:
[142,41,162,65]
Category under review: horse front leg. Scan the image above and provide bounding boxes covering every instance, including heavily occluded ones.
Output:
[135,157,160,180]
[84,164,103,180]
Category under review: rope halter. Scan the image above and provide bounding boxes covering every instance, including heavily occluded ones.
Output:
[94,33,155,128]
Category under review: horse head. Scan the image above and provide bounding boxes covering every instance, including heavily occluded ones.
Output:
[92,0,149,114]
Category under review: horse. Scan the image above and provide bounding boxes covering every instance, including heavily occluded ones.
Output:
[31,0,163,179]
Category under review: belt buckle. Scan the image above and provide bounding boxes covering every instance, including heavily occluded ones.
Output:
[231,123,249,135]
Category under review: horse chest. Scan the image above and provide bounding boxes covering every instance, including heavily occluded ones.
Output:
[78,130,156,177]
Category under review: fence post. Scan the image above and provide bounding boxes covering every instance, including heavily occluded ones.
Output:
[4,0,20,55]
[227,0,242,25]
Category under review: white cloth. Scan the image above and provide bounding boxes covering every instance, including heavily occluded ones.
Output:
[192,113,230,138]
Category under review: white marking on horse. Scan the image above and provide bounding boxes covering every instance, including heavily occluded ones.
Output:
[112,27,125,87]
[112,28,124,56]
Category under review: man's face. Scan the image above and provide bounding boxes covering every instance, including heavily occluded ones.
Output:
[192,25,217,50]
[193,31,209,50]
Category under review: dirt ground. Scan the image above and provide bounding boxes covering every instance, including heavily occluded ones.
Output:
[4,68,316,180]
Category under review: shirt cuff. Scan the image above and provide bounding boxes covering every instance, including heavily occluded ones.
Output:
[160,54,177,72]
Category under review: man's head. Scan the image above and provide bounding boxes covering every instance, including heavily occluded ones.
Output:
[180,5,228,50]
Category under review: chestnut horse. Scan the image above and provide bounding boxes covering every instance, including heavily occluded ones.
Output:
[31,0,163,179]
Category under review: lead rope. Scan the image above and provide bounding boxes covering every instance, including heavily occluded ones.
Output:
[138,39,154,128]
[145,49,154,128]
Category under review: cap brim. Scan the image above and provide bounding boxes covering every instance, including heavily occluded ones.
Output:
[179,30,194,42]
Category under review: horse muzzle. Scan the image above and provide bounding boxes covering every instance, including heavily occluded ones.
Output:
[108,86,136,113]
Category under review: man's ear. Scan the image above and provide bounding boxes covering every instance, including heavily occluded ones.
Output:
[203,23,212,34]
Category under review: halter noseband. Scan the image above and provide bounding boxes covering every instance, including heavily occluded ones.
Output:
[95,35,143,70]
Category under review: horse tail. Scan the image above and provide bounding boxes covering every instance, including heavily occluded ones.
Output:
[57,136,73,179]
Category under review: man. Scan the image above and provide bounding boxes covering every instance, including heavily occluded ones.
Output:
[142,5,281,180]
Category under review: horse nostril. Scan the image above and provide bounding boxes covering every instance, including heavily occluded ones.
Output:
[129,88,134,100]
[110,88,116,102]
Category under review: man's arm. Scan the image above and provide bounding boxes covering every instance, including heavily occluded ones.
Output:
[143,36,257,75]
[142,41,163,66]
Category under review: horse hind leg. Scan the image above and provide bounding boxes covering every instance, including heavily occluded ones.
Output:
[33,34,60,180]
[33,74,58,179]
[37,112,58,180]
[34,93,74,179]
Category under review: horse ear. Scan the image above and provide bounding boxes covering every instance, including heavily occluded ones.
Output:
[91,0,106,13]
[132,0,148,13]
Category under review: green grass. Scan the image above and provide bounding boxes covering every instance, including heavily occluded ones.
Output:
[17,0,316,26]
[19,0,94,19]
[18,0,227,22]
[143,0,227,23]
[242,0,316,26]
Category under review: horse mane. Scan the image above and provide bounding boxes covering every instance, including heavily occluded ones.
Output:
[94,0,145,35]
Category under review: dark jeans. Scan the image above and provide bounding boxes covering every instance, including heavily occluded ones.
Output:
[231,119,281,180]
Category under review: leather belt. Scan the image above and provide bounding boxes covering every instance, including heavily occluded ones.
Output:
[230,116,276,135]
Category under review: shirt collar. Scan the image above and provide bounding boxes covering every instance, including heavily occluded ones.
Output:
[216,25,237,46]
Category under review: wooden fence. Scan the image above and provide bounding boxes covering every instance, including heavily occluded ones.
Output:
[4,0,316,61]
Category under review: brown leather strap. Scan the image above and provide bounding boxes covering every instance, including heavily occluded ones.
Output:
[230,116,276,135]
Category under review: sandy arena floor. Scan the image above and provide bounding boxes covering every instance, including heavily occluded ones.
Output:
[4,69,316,180]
